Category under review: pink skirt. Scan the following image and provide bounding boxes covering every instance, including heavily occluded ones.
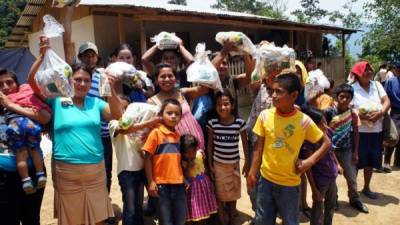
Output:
[186,173,218,221]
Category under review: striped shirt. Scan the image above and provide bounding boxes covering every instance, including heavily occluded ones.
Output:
[207,117,246,164]
[88,70,110,138]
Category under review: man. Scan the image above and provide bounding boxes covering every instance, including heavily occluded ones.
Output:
[384,61,400,172]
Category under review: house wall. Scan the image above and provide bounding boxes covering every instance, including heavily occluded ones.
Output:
[29,16,96,60]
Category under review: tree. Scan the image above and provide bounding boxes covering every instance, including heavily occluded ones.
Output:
[292,0,361,30]
[0,0,26,48]
[212,0,288,19]
[168,0,187,5]
[360,0,400,62]
[291,0,328,24]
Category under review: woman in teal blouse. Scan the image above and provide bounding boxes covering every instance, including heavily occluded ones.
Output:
[28,37,123,225]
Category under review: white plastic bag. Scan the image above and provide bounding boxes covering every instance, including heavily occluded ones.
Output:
[35,15,74,98]
[105,62,141,87]
[151,32,181,50]
[251,42,296,83]
[119,103,160,130]
[187,43,223,91]
[304,69,330,102]
[215,31,256,55]
[52,0,80,8]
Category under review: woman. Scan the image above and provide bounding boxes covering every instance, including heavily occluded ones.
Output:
[28,37,123,225]
[351,61,390,199]
[148,63,208,150]
[0,68,51,225]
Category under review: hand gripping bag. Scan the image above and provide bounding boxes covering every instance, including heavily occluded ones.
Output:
[186,43,223,91]
[215,31,256,55]
[251,42,296,84]
[119,103,160,130]
[151,32,181,50]
[35,15,74,98]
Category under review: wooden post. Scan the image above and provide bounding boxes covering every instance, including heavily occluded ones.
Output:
[118,14,126,44]
[289,30,294,48]
[305,32,309,50]
[139,21,147,56]
[342,32,346,78]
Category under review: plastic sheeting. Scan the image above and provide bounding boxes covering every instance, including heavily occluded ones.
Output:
[0,48,36,84]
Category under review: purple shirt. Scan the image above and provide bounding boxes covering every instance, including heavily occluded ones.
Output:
[300,131,338,187]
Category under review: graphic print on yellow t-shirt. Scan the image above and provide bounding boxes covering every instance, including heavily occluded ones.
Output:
[252,108,323,186]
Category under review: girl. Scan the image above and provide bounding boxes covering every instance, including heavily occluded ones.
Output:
[109,95,161,225]
[0,68,51,194]
[300,107,342,225]
[180,134,218,224]
[206,89,249,225]
[143,98,186,225]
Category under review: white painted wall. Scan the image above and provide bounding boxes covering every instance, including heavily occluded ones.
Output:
[28,15,96,61]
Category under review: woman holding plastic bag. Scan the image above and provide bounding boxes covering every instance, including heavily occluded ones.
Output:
[147,63,209,150]
[28,36,123,225]
[142,32,194,89]
[350,61,390,200]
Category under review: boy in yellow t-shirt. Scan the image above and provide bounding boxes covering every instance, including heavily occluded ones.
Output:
[247,73,331,225]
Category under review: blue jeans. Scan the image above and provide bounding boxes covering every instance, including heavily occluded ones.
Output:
[256,177,300,225]
[157,184,187,225]
[118,170,145,225]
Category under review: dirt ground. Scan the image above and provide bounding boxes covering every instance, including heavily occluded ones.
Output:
[39,144,400,225]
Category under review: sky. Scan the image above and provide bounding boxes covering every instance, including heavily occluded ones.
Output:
[159,0,372,56]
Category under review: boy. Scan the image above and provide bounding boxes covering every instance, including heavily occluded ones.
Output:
[143,99,186,225]
[247,73,331,225]
[325,83,369,213]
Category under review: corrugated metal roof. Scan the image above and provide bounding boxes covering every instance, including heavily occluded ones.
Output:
[5,0,46,48]
[5,0,357,48]
[81,0,356,33]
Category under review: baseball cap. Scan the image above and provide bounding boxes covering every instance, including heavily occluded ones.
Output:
[78,42,98,55]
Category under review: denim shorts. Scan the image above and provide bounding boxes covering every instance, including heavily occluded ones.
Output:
[6,117,42,152]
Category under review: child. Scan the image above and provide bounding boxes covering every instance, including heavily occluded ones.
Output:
[206,89,249,225]
[301,107,341,225]
[324,83,368,213]
[247,73,331,225]
[143,98,186,225]
[0,69,50,194]
[180,134,218,224]
[109,95,161,225]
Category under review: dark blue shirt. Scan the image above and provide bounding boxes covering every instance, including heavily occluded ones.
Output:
[385,76,400,110]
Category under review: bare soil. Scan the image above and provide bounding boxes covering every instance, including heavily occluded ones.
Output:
[39,151,400,225]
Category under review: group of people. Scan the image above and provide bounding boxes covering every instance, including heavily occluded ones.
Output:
[0,26,399,225]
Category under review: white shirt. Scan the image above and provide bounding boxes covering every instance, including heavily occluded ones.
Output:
[109,120,144,174]
[352,81,387,133]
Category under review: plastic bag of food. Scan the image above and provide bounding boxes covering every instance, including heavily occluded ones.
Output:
[151,32,181,50]
[119,103,160,130]
[52,0,80,8]
[35,15,74,98]
[215,31,256,55]
[187,43,223,91]
[251,42,296,83]
[105,62,142,87]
